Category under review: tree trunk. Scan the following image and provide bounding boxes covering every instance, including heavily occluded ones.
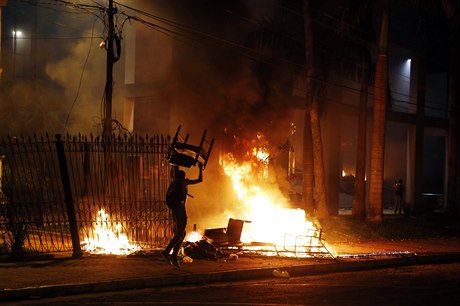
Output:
[352,81,368,220]
[367,0,389,223]
[303,0,329,219]
[310,94,329,218]
[302,108,315,214]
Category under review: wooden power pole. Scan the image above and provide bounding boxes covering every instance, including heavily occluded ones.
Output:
[103,0,115,140]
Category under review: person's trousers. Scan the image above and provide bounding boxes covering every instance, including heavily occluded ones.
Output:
[165,205,187,256]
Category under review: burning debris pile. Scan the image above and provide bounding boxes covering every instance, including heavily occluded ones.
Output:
[79,132,331,259]
[81,209,140,255]
[184,136,332,258]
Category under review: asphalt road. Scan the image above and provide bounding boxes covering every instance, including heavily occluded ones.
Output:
[8,262,460,305]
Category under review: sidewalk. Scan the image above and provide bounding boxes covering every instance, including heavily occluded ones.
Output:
[1,237,460,302]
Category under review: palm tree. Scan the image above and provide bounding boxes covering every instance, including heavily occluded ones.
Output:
[350,4,375,220]
[303,0,329,219]
[352,57,372,220]
[302,108,315,214]
[367,0,389,223]
[241,1,319,216]
[301,0,376,219]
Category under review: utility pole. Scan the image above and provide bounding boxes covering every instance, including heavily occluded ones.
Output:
[103,0,115,140]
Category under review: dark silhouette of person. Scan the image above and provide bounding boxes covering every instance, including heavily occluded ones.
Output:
[162,164,202,268]
[393,179,405,215]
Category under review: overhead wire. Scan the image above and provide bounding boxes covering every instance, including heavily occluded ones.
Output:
[17,0,453,116]
[18,0,105,20]
[63,18,97,132]
[101,1,450,112]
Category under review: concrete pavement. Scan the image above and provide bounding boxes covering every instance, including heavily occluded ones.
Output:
[1,237,460,302]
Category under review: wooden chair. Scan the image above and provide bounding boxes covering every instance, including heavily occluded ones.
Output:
[167,125,214,169]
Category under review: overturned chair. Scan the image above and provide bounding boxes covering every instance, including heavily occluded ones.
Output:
[204,218,248,248]
[204,219,278,255]
[167,125,214,169]
[204,218,334,258]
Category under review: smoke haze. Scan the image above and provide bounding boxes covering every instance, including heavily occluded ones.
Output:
[1,0,303,230]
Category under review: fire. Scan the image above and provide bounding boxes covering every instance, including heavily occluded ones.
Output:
[185,231,203,243]
[221,149,321,255]
[81,209,140,255]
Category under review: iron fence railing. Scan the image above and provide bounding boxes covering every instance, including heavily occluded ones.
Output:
[0,134,173,254]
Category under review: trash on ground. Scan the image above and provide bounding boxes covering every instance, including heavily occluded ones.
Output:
[228,253,238,261]
[183,239,221,260]
[272,268,290,278]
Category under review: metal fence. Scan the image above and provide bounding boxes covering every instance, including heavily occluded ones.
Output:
[0,134,173,254]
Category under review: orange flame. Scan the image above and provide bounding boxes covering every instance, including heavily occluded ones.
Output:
[81,209,140,255]
[221,150,320,253]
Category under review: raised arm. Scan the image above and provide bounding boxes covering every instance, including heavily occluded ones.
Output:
[186,164,203,185]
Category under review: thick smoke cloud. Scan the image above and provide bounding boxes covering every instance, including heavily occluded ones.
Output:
[1,0,302,230]
[112,0,301,229]
[135,1,297,228]
[0,1,121,136]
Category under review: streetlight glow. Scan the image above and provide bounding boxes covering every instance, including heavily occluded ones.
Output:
[403,58,411,76]
[12,30,23,37]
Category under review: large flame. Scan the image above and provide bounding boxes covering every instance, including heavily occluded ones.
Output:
[81,209,140,255]
[220,149,321,254]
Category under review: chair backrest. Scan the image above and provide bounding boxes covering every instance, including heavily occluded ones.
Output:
[226,218,245,243]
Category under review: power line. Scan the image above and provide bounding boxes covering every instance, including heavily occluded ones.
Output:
[64,19,97,131]
[114,2,450,114]
[18,0,105,20]
[14,0,454,116]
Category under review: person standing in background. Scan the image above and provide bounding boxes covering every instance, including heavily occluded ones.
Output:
[393,179,405,215]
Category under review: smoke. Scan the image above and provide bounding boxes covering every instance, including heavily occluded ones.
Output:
[1,0,302,230]
[119,0,301,230]
[45,34,114,135]
[0,0,116,136]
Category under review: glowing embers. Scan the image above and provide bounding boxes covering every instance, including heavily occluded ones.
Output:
[81,209,140,255]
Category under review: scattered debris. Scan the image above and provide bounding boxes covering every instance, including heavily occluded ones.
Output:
[228,253,238,261]
[183,239,221,260]
[272,268,290,278]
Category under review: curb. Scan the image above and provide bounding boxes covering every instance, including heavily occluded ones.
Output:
[1,253,460,302]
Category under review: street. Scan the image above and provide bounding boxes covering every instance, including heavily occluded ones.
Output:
[8,262,460,305]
